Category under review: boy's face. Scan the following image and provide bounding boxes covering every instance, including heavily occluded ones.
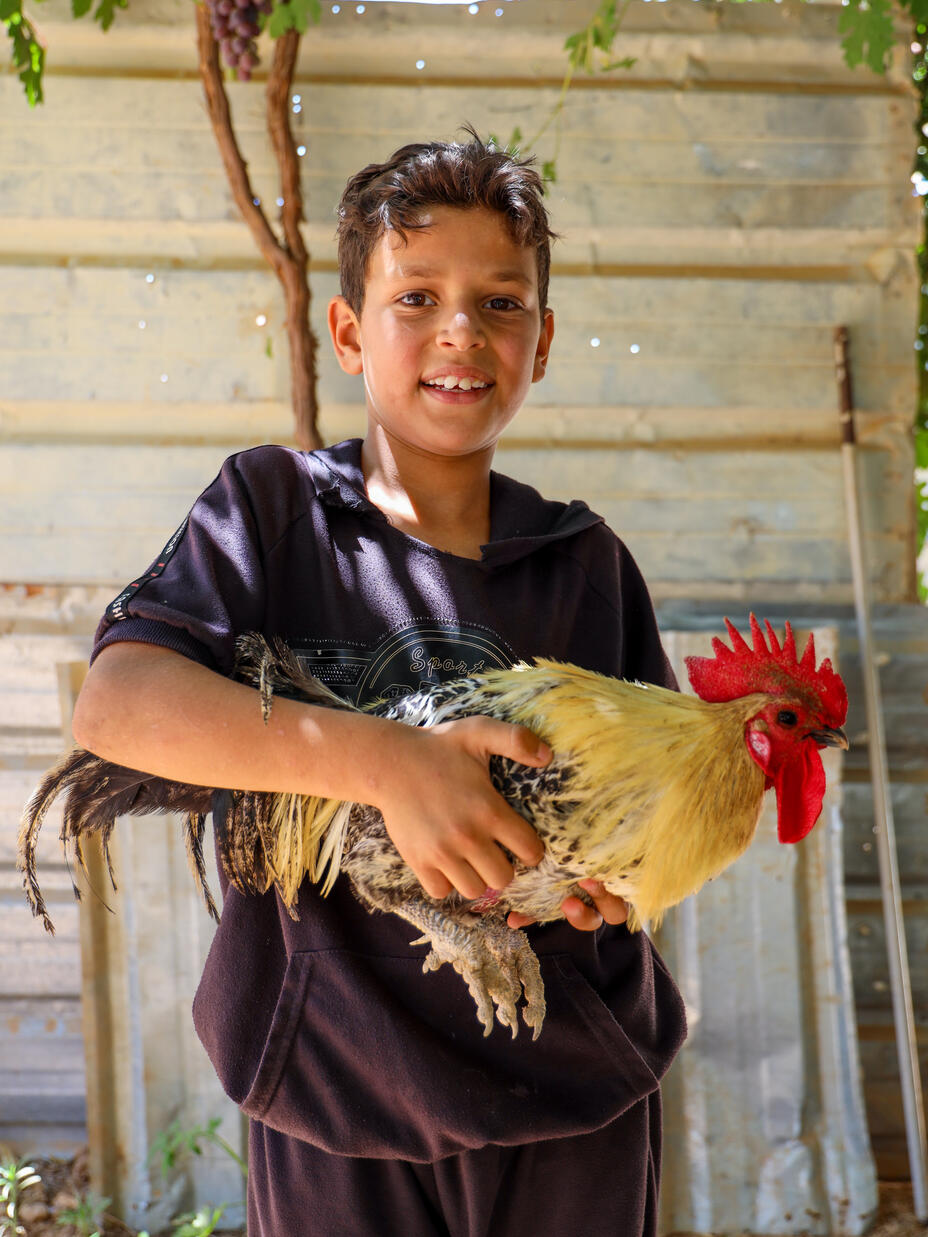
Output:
[328,205,554,461]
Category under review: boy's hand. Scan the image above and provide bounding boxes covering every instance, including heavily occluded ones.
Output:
[506,880,629,932]
[375,716,549,901]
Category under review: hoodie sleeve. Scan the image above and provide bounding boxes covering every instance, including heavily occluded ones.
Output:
[614,539,678,692]
[91,453,266,675]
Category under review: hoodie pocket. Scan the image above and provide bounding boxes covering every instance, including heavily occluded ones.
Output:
[235,948,661,1162]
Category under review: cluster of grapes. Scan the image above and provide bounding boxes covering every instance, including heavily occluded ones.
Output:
[207,0,273,82]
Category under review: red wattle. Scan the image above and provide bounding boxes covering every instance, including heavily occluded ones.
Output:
[774,744,826,843]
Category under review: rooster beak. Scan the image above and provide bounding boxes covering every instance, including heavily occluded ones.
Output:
[807,725,849,750]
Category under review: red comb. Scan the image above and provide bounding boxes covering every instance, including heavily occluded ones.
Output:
[684,614,847,726]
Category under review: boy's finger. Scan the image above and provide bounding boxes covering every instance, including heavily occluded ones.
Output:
[463,842,515,894]
[444,856,498,902]
[471,718,552,768]
[418,865,454,901]
[578,879,629,926]
[493,808,545,868]
[561,895,603,931]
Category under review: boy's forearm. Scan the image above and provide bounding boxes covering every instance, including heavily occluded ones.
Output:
[71,642,406,806]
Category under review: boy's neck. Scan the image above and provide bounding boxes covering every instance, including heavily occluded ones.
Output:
[360,433,493,560]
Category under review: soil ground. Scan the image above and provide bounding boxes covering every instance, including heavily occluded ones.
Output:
[10,1152,928,1236]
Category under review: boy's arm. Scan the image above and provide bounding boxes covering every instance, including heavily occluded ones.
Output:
[73,642,549,902]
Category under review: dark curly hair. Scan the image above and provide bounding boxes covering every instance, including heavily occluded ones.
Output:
[335,124,559,322]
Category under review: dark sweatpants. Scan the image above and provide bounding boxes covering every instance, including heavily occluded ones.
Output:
[246,1089,661,1237]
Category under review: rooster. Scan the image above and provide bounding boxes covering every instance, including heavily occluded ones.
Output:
[19,616,847,1040]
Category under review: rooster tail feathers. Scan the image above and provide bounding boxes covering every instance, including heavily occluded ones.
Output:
[18,747,134,933]
[17,746,91,933]
[21,635,355,932]
[233,633,357,719]
[227,633,357,908]
[19,747,217,934]
[183,811,220,923]
[262,792,349,908]
[313,801,352,896]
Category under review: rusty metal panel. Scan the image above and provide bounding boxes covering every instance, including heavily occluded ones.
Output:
[656,626,878,1236]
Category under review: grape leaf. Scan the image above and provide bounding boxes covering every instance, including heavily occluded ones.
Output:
[267,4,292,37]
[92,0,128,32]
[899,0,928,25]
[268,0,321,38]
[564,0,619,75]
[4,8,43,105]
[838,0,896,73]
[72,0,92,16]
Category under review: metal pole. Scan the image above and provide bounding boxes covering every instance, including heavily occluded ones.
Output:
[833,324,928,1221]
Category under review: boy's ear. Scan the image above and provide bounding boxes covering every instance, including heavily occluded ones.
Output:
[532,308,555,383]
[328,295,364,376]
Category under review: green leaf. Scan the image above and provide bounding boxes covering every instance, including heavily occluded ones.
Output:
[563,0,624,76]
[541,159,557,182]
[267,0,320,37]
[837,0,895,73]
[0,0,19,20]
[71,0,92,16]
[600,56,637,71]
[899,0,928,24]
[591,0,618,52]
[268,2,296,37]
[92,0,128,33]
[7,18,44,105]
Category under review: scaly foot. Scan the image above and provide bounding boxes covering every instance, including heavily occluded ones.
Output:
[403,900,547,1039]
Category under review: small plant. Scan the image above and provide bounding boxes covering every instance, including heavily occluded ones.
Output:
[0,1159,42,1237]
[148,1118,247,1183]
[170,1203,227,1236]
[55,1188,111,1237]
[146,1117,246,1235]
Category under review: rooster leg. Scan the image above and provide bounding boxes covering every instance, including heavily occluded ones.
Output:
[481,918,546,1040]
[399,898,546,1040]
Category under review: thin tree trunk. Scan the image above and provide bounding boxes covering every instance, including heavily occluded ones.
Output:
[194,2,321,450]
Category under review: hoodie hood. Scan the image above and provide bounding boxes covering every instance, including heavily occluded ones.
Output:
[305,439,604,568]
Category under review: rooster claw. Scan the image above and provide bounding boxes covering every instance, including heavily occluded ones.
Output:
[408,911,546,1038]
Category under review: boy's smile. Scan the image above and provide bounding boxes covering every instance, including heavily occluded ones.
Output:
[328,205,554,463]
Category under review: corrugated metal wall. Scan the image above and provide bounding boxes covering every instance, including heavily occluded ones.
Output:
[1,0,922,1203]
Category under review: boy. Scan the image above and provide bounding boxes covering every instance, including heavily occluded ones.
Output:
[73,131,687,1236]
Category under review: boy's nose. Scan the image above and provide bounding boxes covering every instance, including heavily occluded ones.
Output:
[439,311,485,349]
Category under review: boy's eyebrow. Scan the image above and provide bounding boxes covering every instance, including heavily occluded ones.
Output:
[392,264,534,288]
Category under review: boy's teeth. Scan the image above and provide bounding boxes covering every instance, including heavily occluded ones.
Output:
[428,376,488,391]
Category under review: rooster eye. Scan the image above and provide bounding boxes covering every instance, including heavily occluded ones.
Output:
[777,710,798,727]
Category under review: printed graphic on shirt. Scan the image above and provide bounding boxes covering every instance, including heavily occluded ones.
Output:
[104,517,190,623]
[293,620,516,708]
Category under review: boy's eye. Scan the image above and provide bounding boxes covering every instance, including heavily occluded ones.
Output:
[398,292,433,307]
[486,297,520,311]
